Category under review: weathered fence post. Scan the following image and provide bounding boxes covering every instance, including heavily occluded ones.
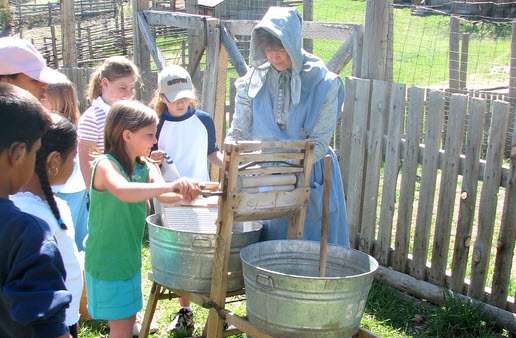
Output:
[469,101,510,300]
[61,0,77,67]
[185,0,201,92]
[449,16,460,93]
[459,33,469,90]
[490,101,516,309]
[303,0,313,53]
[450,97,486,293]
[133,0,152,103]
[410,90,445,280]
[509,22,516,114]
[361,0,393,82]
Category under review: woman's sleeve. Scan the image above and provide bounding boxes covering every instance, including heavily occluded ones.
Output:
[226,75,253,140]
[309,80,342,163]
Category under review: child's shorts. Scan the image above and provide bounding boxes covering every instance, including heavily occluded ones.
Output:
[85,270,142,320]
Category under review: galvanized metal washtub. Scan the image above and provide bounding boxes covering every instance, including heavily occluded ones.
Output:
[146,210,262,292]
[240,240,378,337]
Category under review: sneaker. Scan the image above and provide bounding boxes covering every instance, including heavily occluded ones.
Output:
[168,308,194,332]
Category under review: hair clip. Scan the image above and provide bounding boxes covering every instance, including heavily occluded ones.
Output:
[57,218,67,230]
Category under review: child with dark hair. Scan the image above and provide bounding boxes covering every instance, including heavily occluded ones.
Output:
[0,83,71,338]
[11,114,83,337]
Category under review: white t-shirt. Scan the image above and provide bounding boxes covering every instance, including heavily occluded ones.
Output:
[10,192,83,326]
[156,107,219,181]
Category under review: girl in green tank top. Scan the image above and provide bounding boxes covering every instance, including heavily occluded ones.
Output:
[84,100,201,336]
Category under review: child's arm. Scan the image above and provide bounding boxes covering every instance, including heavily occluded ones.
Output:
[148,162,200,203]
[94,158,200,203]
[208,150,224,168]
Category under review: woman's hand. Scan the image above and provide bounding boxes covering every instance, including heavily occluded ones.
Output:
[169,177,201,202]
[149,149,165,165]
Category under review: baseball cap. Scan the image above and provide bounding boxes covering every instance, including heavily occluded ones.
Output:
[0,37,66,84]
[158,65,195,103]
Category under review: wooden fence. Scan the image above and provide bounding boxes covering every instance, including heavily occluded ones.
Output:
[338,76,516,330]
[13,0,118,29]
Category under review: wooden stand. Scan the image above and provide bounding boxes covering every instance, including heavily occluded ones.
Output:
[205,140,315,337]
[139,140,315,337]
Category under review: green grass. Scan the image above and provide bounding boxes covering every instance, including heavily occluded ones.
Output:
[295,0,511,89]
[78,229,511,337]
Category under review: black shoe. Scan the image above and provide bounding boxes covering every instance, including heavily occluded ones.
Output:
[168,308,194,332]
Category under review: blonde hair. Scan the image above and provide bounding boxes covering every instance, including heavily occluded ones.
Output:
[45,80,80,125]
[104,100,158,177]
[149,90,197,118]
[87,56,140,102]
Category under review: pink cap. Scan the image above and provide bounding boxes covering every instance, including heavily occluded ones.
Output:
[0,37,66,84]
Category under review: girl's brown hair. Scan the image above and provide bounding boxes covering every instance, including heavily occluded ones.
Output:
[45,80,80,125]
[104,100,158,177]
[87,56,141,103]
[149,89,197,118]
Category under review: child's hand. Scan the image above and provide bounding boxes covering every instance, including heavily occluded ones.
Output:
[150,150,165,165]
[169,178,201,202]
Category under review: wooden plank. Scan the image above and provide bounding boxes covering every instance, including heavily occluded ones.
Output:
[490,100,516,308]
[201,18,220,116]
[220,23,248,77]
[61,0,77,67]
[352,25,364,78]
[239,166,304,176]
[375,265,516,332]
[459,34,469,89]
[239,174,297,188]
[223,20,356,40]
[138,11,166,71]
[133,0,152,103]
[302,0,314,53]
[376,82,406,265]
[143,9,209,29]
[361,0,391,80]
[449,16,460,91]
[428,94,468,286]
[359,80,387,254]
[346,78,371,249]
[229,188,310,217]
[207,144,239,338]
[469,100,510,300]
[410,90,444,280]
[339,77,357,195]
[224,313,273,338]
[450,97,486,293]
[138,282,161,338]
[187,27,206,76]
[210,41,228,182]
[238,152,306,163]
[225,139,313,152]
[327,32,354,74]
[509,22,516,107]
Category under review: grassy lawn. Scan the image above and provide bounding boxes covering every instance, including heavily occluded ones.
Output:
[295,0,511,89]
[78,230,509,337]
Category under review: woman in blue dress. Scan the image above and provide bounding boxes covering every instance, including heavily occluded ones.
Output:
[226,6,349,247]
